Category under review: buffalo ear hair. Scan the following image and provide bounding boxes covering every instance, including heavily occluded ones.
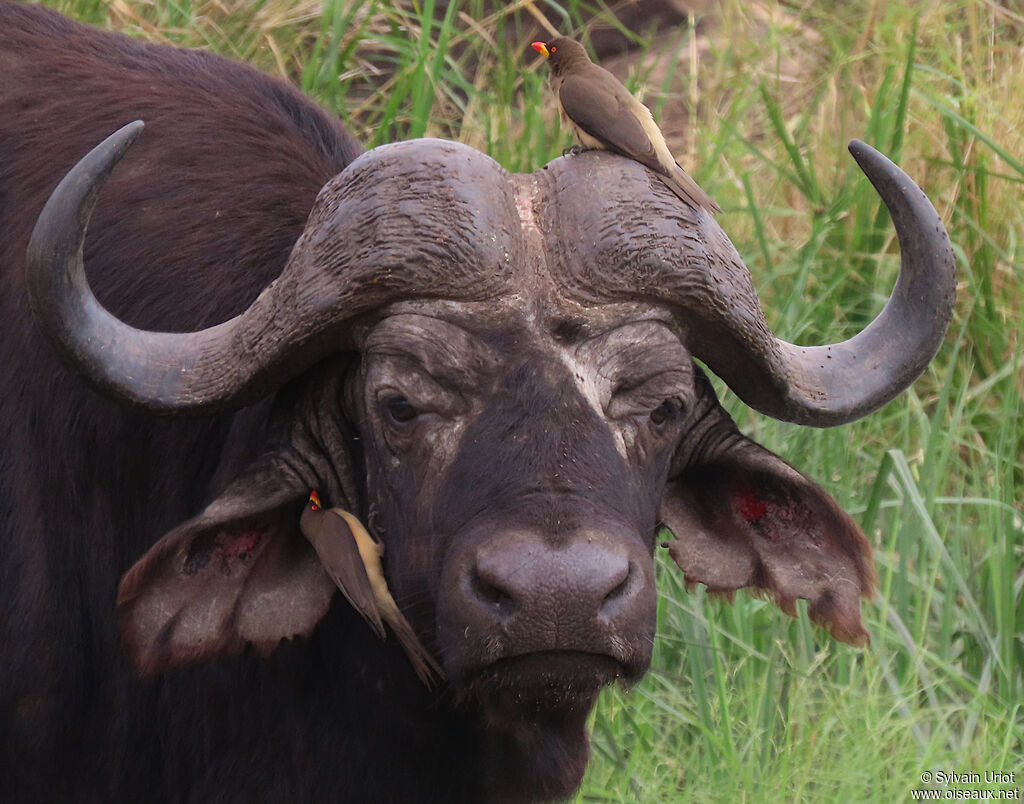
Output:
[117,472,336,677]
[660,436,875,647]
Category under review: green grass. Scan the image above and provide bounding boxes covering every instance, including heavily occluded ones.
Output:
[33,0,1024,800]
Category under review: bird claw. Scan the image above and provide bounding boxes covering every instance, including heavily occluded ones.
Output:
[562,145,584,157]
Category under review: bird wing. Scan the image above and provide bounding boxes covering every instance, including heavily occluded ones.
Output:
[300,502,444,687]
[660,165,722,214]
[557,71,663,173]
[300,503,386,638]
[559,72,721,214]
[341,513,445,688]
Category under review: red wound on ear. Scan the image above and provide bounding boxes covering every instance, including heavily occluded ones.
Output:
[183,526,264,577]
[662,451,876,648]
[732,478,768,522]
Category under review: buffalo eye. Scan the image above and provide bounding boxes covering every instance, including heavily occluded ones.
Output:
[649,400,676,427]
[384,396,418,424]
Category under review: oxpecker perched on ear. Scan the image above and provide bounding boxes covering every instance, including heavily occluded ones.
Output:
[532,37,720,214]
[300,492,443,688]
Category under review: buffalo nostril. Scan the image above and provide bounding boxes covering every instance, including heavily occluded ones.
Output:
[599,560,636,618]
[471,566,516,617]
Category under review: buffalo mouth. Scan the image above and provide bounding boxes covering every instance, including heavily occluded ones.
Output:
[456,651,634,802]
[456,650,635,717]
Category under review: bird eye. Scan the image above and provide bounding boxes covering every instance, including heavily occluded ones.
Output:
[384,396,418,424]
[550,46,557,53]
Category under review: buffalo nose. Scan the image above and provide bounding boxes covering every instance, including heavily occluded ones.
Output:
[438,525,658,676]
[468,531,642,626]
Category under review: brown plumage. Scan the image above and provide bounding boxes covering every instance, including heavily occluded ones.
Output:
[532,37,720,214]
[300,492,443,688]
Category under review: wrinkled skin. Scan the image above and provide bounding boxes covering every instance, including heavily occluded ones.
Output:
[348,301,873,802]
[355,305,679,797]
[355,305,685,658]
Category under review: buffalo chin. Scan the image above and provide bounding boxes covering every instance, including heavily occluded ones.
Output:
[458,652,627,803]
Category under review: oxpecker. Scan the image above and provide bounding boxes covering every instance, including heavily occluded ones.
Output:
[532,37,720,214]
[300,492,443,687]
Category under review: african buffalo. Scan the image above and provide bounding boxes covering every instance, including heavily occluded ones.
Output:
[0,3,955,803]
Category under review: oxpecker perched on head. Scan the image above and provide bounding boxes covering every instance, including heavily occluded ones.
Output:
[532,36,720,214]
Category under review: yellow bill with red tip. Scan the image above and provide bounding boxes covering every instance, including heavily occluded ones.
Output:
[531,41,549,59]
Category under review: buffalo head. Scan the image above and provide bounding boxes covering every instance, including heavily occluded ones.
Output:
[26,122,954,802]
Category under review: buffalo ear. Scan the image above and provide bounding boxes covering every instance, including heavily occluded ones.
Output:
[118,478,336,676]
[660,438,875,646]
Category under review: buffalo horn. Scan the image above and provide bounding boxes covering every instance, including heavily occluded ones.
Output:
[26,125,510,415]
[692,141,956,426]
[26,122,329,414]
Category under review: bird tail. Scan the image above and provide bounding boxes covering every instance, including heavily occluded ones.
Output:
[387,612,445,689]
[660,163,721,214]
